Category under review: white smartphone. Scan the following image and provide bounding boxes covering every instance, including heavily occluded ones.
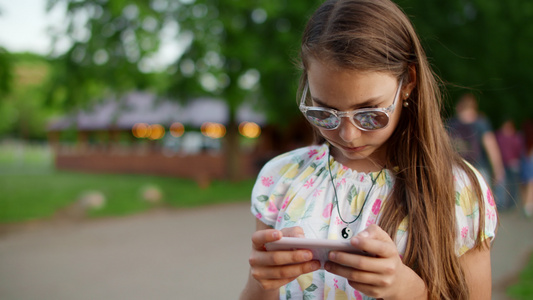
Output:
[265,237,372,268]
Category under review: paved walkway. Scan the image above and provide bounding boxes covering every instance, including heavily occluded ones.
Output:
[0,202,530,300]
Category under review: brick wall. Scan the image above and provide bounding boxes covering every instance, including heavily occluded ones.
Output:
[54,152,259,181]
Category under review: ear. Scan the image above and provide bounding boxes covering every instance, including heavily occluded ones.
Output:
[403,64,417,98]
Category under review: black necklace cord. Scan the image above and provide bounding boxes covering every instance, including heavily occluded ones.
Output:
[327,150,384,225]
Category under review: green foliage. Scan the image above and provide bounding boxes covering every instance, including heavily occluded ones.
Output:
[0,53,59,139]
[0,47,13,96]
[45,0,169,107]
[507,251,533,299]
[400,0,533,126]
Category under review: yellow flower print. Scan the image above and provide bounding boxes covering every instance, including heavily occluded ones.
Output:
[325,285,331,298]
[287,196,306,221]
[350,190,367,215]
[375,171,386,187]
[457,186,476,216]
[335,288,349,300]
[296,273,314,291]
[459,245,470,256]
[279,162,299,179]
[336,166,348,178]
[398,216,409,232]
[300,163,317,180]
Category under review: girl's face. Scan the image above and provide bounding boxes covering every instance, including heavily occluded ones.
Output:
[306,58,407,172]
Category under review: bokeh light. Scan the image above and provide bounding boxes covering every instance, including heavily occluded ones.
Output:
[239,122,261,138]
[132,123,151,138]
[201,122,226,139]
[169,122,185,137]
[148,124,165,140]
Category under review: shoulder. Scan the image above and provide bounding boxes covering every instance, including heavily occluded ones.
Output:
[250,144,328,225]
[257,144,327,179]
[452,162,497,255]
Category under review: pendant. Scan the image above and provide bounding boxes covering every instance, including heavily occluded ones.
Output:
[341,227,353,239]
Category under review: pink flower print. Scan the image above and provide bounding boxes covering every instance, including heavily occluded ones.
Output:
[461,226,468,238]
[487,208,496,220]
[372,199,382,215]
[366,218,376,227]
[316,151,326,161]
[308,149,318,158]
[255,212,263,219]
[342,165,349,171]
[358,174,365,182]
[354,290,363,300]
[277,215,283,223]
[312,188,323,197]
[268,201,278,213]
[487,188,495,207]
[304,178,315,189]
[336,178,346,188]
[261,176,274,187]
[323,203,333,218]
[335,217,343,225]
[281,196,290,209]
[333,278,339,289]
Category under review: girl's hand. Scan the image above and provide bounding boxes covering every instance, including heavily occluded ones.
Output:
[324,224,426,299]
[248,226,322,291]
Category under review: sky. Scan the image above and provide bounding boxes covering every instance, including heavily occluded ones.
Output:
[0,0,69,55]
[0,0,181,70]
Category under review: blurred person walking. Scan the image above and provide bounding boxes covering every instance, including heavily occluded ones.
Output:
[447,93,505,198]
[521,120,533,217]
[495,119,525,210]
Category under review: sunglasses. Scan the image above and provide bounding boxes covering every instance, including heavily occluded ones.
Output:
[299,79,403,131]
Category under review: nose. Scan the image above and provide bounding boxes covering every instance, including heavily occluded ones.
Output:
[337,116,362,142]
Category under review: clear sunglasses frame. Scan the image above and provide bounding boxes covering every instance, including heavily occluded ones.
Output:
[299,79,403,131]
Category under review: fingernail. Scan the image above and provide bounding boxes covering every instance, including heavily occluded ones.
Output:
[272,231,280,239]
[329,252,336,260]
[304,251,313,260]
[324,262,331,271]
[360,231,369,238]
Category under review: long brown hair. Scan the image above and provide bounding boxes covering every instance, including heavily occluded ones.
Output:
[298,0,487,299]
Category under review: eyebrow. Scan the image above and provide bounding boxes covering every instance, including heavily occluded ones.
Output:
[311,96,383,110]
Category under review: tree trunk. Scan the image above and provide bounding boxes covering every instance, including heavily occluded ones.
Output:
[225,107,241,181]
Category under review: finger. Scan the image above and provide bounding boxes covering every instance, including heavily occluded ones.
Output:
[357,224,391,243]
[252,260,321,281]
[324,261,380,286]
[327,250,382,273]
[252,229,282,250]
[280,226,305,238]
[351,227,397,258]
[251,248,315,267]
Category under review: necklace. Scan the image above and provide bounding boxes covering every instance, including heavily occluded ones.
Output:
[327,150,384,239]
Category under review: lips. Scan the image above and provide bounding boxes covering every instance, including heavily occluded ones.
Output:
[340,144,367,152]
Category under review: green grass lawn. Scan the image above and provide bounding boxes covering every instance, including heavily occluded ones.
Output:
[507,251,533,299]
[0,142,255,223]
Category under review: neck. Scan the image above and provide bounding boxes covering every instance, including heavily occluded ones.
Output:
[330,145,385,173]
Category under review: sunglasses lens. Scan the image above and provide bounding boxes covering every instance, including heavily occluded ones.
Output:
[353,111,389,130]
[305,110,340,129]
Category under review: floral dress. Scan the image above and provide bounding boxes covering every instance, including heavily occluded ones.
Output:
[251,144,497,300]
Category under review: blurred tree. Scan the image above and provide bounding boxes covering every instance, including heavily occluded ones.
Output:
[169,0,318,178]
[0,47,13,98]
[0,53,54,139]
[46,0,317,179]
[45,0,168,108]
[400,0,533,125]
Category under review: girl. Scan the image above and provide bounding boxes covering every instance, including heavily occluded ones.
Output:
[240,0,497,299]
